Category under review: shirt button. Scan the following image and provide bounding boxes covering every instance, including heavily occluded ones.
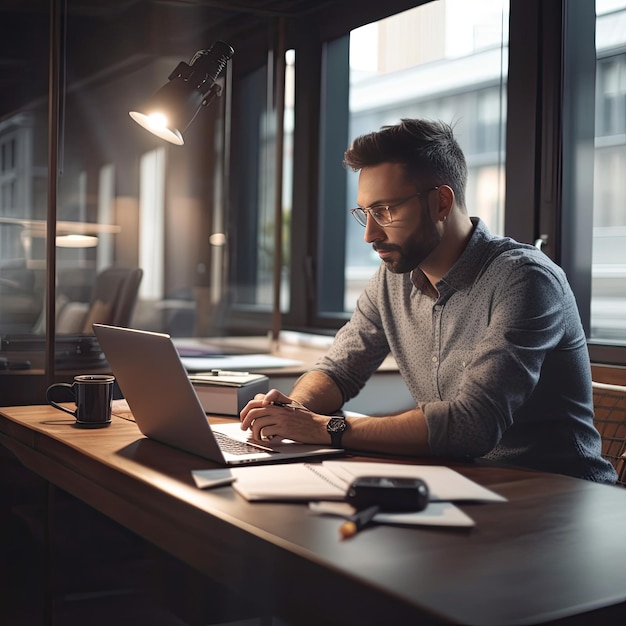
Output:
[431,355,438,363]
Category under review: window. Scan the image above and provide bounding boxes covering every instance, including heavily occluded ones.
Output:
[593,0,626,343]
[0,119,36,263]
[230,50,295,321]
[139,148,166,300]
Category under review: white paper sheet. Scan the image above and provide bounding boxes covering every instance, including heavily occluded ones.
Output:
[309,500,476,527]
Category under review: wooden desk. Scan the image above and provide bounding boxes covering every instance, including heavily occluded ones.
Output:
[1,405,626,625]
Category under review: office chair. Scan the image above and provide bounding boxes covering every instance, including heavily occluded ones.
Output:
[592,381,626,486]
[57,267,143,334]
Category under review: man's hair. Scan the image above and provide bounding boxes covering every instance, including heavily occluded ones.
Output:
[343,119,468,209]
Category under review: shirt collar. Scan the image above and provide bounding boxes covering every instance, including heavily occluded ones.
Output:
[410,217,492,295]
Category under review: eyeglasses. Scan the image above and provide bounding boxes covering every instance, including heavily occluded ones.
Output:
[349,187,439,227]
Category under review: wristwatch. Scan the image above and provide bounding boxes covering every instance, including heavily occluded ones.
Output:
[327,416,347,448]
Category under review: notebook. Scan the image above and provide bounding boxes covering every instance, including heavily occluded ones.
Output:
[93,324,343,465]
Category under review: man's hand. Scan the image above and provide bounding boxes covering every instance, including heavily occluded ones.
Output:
[239,375,431,456]
[239,389,330,444]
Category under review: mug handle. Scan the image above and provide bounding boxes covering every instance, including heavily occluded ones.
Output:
[46,382,77,417]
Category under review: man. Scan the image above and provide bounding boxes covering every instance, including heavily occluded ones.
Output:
[240,118,617,483]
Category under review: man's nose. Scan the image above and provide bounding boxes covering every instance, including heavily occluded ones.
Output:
[364,216,385,243]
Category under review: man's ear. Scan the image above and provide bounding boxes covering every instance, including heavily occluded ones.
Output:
[436,185,455,221]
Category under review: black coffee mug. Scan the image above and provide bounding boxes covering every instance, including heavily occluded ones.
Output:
[46,374,115,428]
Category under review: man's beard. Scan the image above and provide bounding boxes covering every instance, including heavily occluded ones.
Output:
[374,217,441,274]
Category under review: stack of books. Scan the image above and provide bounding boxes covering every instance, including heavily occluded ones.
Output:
[189,370,269,416]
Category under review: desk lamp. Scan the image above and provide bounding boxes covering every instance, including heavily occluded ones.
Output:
[129,41,234,145]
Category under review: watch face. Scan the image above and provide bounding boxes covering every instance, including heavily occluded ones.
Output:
[327,417,347,433]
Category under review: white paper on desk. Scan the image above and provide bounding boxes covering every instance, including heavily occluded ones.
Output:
[309,501,476,528]
[210,461,506,504]
[226,463,348,502]
[322,461,507,503]
[181,354,303,372]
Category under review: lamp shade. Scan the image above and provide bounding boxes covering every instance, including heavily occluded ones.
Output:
[129,77,204,145]
[129,41,234,145]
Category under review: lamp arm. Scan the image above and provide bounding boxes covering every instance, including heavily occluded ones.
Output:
[190,42,233,92]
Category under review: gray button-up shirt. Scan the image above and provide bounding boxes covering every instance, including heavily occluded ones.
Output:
[315,218,616,483]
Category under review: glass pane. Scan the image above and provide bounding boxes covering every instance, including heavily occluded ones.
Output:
[0,101,48,341]
[342,0,509,311]
[0,2,235,359]
[593,0,626,342]
[229,50,294,318]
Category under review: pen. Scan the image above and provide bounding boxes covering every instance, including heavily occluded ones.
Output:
[270,400,308,411]
[339,505,380,539]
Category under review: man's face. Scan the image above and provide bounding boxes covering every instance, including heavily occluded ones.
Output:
[357,163,441,274]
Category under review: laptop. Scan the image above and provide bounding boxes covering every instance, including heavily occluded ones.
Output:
[93,324,343,465]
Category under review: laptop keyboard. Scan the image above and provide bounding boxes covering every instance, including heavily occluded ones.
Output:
[213,430,274,455]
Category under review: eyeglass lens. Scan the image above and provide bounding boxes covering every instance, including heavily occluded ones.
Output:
[351,207,389,227]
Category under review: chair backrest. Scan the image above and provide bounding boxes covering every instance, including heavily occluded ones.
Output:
[592,381,626,486]
[80,267,143,332]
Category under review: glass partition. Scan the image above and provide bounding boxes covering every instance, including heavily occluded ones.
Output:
[0,1,241,403]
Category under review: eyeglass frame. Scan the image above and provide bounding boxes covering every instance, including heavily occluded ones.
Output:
[349,186,440,227]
